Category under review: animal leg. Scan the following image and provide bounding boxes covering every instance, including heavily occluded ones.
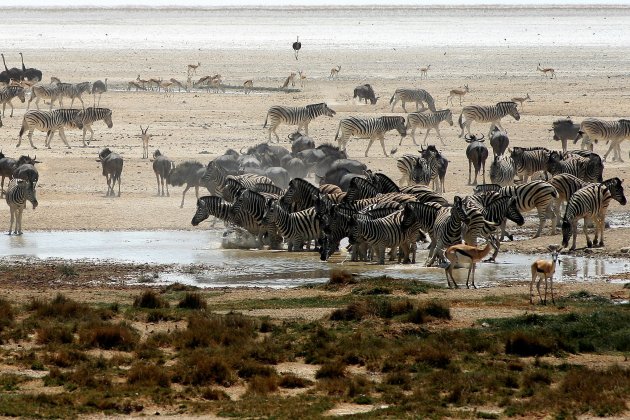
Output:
[434,126,445,145]
[423,128,432,145]
[180,185,190,208]
[58,128,71,149]
[365,137,376,157]
[28,130,37,149]
[378,135,388,157]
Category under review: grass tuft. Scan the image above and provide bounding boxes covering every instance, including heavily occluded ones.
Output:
[177,292,207,310]
[79,322,138,350]
[133,290,169,309]
[315,361,346,379]
[328,269,356,286]
[127,362,171,388]
[278,373,313,389]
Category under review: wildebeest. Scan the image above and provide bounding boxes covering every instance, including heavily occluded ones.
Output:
[152,150,174,197]
[96,148,123,197]
[465,134,488,185]
[319,159,368,190]
[489,126,509,158]
[169,160,205,208]
[263,167,290,189]
[288,131,315,155]
[550,117,583,153]
[283,157,308,180]
[0,154,40,195]
[353,84,378,105]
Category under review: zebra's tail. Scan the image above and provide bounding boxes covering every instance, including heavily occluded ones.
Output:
[18,119,26,138]
[263,113,268,129]
[334,121,341,142]
[389,93,396,104]
[458,112,464,129]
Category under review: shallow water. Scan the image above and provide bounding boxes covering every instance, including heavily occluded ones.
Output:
[1,230,628,289]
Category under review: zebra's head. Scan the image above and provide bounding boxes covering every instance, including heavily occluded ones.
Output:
[443,109,454,126]
[15,87,26,103]
[506,196,525,226]
[262,198,279,224]
[505,101,520,121]
[104,110,113,128]
[322,103,336,117]
[191,197,212,226]
[603,177,627,205]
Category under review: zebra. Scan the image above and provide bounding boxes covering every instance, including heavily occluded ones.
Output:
[27,84,60,110]
[282,177,321,211]
[263,199,321,251]
[426,197,468,267]
[0,86,26,117]
[17,109,83,149]
[397,154,431,187]
[562,178,626,250]
[335,116,406,157]
[263,103,336,143]
[510,147,551,183]
[578,118,630,162]
[191,196,234,227]
[489,155,516,187]
[201,162,272,199]
[5,178,38,235]
[57,82,91,109]
[458,101,520,138]
[389,88,436,113]
[549,173,590,234]
[403,109,454,146]
[546,150,603,184]
[419,145,448,193]
[74,107,113,146]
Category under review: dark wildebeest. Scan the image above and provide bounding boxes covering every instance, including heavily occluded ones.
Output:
[96,148,123,197]
[465,134,488,185]
[1,154,40,195]
[264,167,290,189]
[489,125,509,158]
[550,117,582,153]
[284,157,308,180]
[169,160,205,208]
[288,131,315,155]
[152,150,174,197]
[353,84,378,104]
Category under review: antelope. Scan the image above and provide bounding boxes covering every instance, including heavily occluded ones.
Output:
[148,77,162,91]
[187,61,201,76]
[243,80,253,94]
[298,70,307,87]
[136,75,149,90]
[329,65,341,79]
[127,81,145,91]
[530,245,561,304]
[444,237,497,289]
[511,93,531,109]
[208,75,225,93]
[537,63,556,79]
[140,125,150,159]
[281,72,296,89]
[419,64,431,79]
[446,84,469,106]
[160,80,174,97]
[169,78,187,92]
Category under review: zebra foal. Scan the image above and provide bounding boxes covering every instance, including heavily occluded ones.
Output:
[6,178,38,235]
[335,116,406,157]
[263,103,336,143]
[403,109,453,146]
[458,101,520,138]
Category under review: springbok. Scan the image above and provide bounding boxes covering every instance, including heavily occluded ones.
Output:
[136,75,149,90]
[243,80,253,94]
[281,72,296,89]
[298,70,307,87]
[159,80,174,97]
[530,245,561,304]
[140,125,150,159]
[537,63,556,79]
[444,238,497,289]
[329,65,341,79]
[446,84,469,106]
[511,93,531,109]
[187,61,201,76]
[419,64,431,79]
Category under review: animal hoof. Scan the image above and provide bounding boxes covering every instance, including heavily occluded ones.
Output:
[507,234,514,241]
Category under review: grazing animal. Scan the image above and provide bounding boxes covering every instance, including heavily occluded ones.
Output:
[169,78,187,92]
[169,161,205,208]
[403,109,453,146]
[335,116,407,157]
[127,81,145,91]
[511,147,551,183]
[546,150,603,184]
[511,93,531,109]
[548,173,589,234]
[5,178,38,235]
[152,150,174,197]
[530,245,561,304]
[464,134,488,185]
[458,101,520,138]
[0,86,26,117]
[67,107,113,147]
[264,103,336,143]
[329,65,341,79]
[91,78,107,106]
[18,109,83,149]
[96,148,123,197]
[390,88,436,113]
[243,79,253,94]
[445,239,497,289]
[419,64,431,79]
[446,84,469,106]
[537,63,556,79]
[140,125,150,159]
[353,84,378,104]
[551,118,582,153]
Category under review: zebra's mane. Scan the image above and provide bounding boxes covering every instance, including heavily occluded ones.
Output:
[497,101,517,106]
[306,102,326,109]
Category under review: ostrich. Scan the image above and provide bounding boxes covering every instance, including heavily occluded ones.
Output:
[92,78,107,106]
[1,54,22,82]
[292,36,301,60]
[19,53,42,82]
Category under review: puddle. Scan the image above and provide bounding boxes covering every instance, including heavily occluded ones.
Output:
[1,230,629,289]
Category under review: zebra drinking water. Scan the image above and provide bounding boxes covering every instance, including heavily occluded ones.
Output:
[5,178,38,235]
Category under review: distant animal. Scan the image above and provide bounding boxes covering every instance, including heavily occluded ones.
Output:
[511,93,530,109]
[530,245,561,305]
[353,84,378,104]
[140,125,150,159]
[28,84,60,110]
[335,116,407,157]
[458,101,520,138]
[537,63,556,79]
[187,62,201,76]
[329,65,341,79]
[298,70,307,87]
[18,109,83,149]
[444,238,497,289]
[550,118,583,153]
[5,178,38,235]
[264,103,336,143]
[96,148,123,197]
[1,54,22,83]
[577,118,630,162]
[281,72,296,89]
[152,150,174,197]
[68,107,113,147]
[465,134,488,185]
[57,81,91,109]
[243,80,253,94]
[446,84,469,106]
[403,109,453,146]
[292,36,301,60]
[419,64,431,79]
[91,78,107,106]
[390,88,436,113]
[169,78,187,92]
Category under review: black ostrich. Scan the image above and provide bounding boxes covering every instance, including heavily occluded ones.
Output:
[292,36,301,60]
[1,54,23,82]
[92,79,108,106]
[19,53,43,82]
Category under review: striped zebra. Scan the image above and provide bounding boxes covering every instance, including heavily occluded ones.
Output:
[201,162,271,200]
[335,116,407,157]
[191,196,234,227]
[389,88,436,113]
[5,178,38,235]
[578,118,630,162]
[403,109,454,146]
[459,200,498,247]
[263,200,321,251]
[426,197,467,267]
[27,84,60,110]
[489,155,516,187]
[549,173,590,234]
[17,109,83,149]
[419,145,448,193]
[458,101,520,138]
[510,147,551,182]
[57,82,91,109]
[75,107,113,146]
[229,189,283,249]
[263,103,336,143]
[546,150,603,184]
[0,86,26,117]
[397,154,431,187]
[562,178,626,250]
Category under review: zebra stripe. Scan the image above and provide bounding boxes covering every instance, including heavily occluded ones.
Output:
[75,107,113,146]
[397,154,431,187]
[458,101,520,138]
[229,189,282,249]
[389,88,436,113]
[6,178,38,235]
[404,109,453,146]
[263,201,321,251]
[562,178,626,250]
[348,210,413,264]
[510,147,551,182]
[549,173,590,234]
[0,86,26,117]
[335,116,407,157]
[419,145,448,193]
[490,155,516,187]
[496,180,559,238]
[263,103,336,143]
[426,197,467,266]
[191,196,234,226]
[547,150,603,183]
[27,84,60,110]
[579,118,630,162]
[57,82,91,109]
[18,109,83,149]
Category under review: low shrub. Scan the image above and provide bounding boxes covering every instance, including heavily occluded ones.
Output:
[177,292,207,310]
[133,290,169,309]
[79,322,138,351]
[127,362,170,388]
[316,361,346,379]
[278,373,313,389]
